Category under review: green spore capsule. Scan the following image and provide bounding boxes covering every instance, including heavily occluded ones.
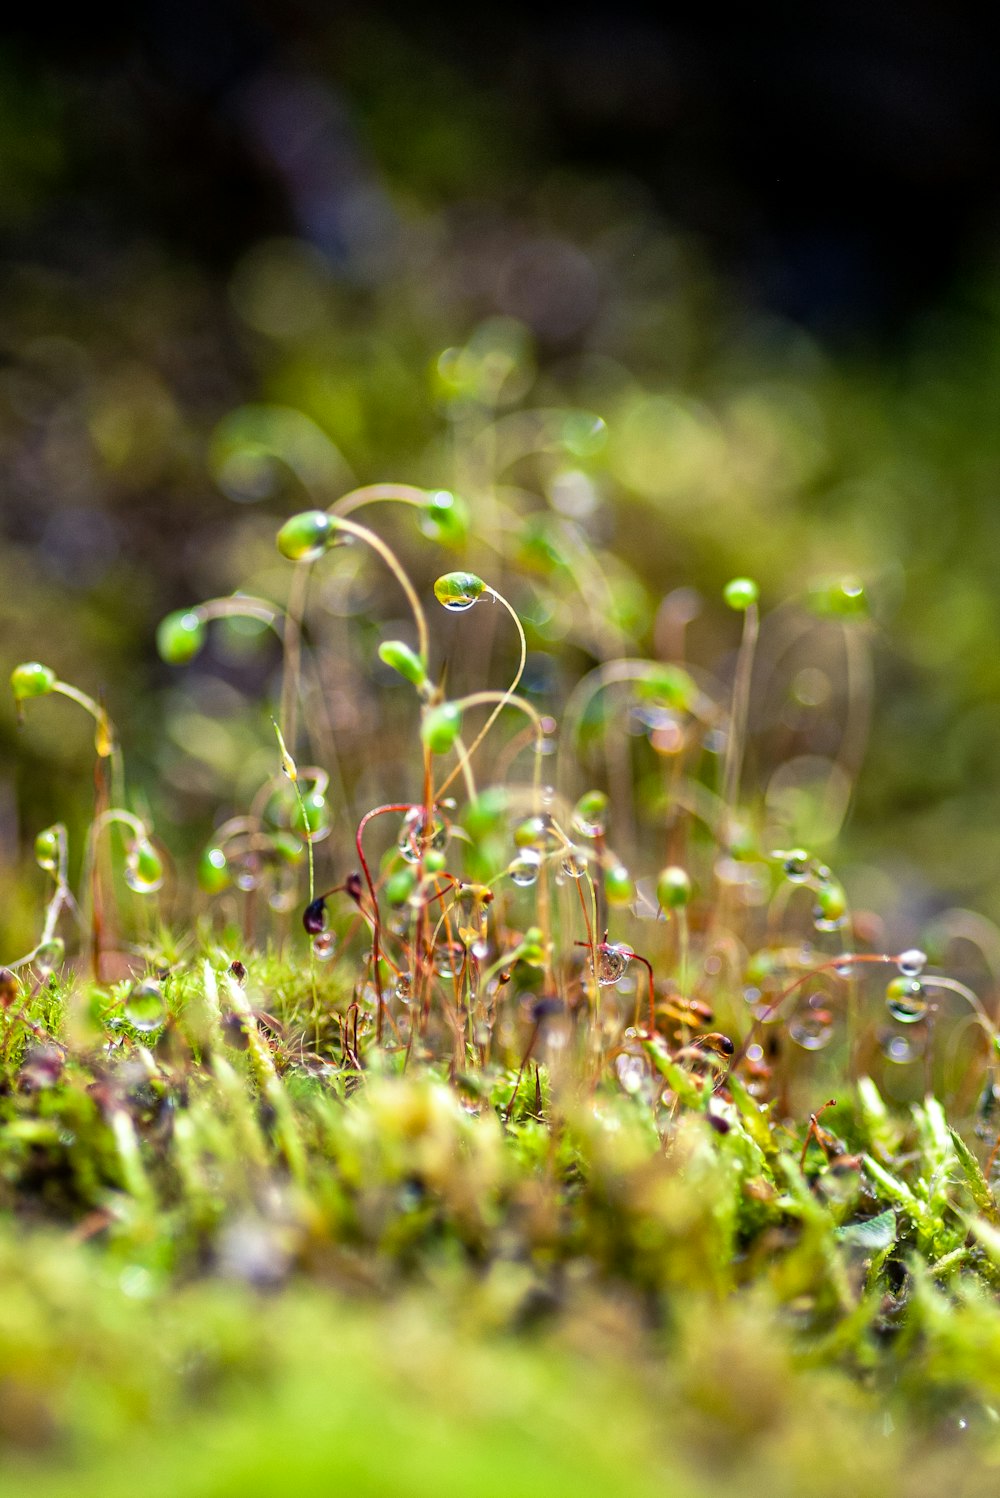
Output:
[378,639,427,688]
[464,787,507,838]
[604,864,634,907]
[34,826,61,873]
[156,610,206,665]
[656,865,692,910]
[385,867,417,906]
[419,490,469,546]
[723,577,759,612]
[270,831,304,865]
[292,788,329,838]
[276,509,334,562]
[198,846,231,894]
[11,662,56,700]
[433,571,486,612]
[421,701,464,755]
[513,815,549,850]
[885,977,928,1024]
[808,575,869,620]
[814,880,848,926]
[638,665,697,713]
[572,790,608,838]
[125,839,164,894]
[423,848,448,874]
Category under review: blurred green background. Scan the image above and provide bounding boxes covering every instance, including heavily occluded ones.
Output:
[3,4,1000,953]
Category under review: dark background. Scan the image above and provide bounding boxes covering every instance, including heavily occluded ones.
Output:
[5,0,997,336]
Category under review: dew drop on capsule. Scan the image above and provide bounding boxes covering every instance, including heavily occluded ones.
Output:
[34,825,61,873]
[508,850,542,887]
[885,977,927,1023]
[124,840,164,894]
[433,571,486,612]
[125,980,165,1033]
[896,947,927,979]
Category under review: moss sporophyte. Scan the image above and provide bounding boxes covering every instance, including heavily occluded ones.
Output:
[10,479,1000,1484]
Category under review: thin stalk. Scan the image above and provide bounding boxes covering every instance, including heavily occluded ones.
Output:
[434,586,526,800]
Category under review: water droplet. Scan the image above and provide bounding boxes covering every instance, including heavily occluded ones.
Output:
[896,948,927,979]
[471,938,490,961]
[615,1052,646,1094]
[32,939,65,978]
[560,848,587,879]
[788,1002,834,1051]
[433,571,485,611]
[834,957,854,978]
[34,826,61,873]
[885,977,927,1023]
[394,972,413,1004]
[235,865,260,893]
[124,840,164,894]
[397,808,447,864]
[125,981,165,1033]
[435,941,464,978]
[508,850,542,887]
[312,931,336,961]
[880,1031,922,1064]
[597,942,632,987]
[782,851,811,883]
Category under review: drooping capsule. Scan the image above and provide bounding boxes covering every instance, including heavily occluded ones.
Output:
[34,825,62,873]
[199,846,231,894]
[433,571,486,612]
[885,976,928,1024]
[656,865,692,910]
[124,839,164,894]
[421,701,464,755]
[10,662,56,701]
[276,509,335,562]
[156,610,207,665]
[378,639,428,688]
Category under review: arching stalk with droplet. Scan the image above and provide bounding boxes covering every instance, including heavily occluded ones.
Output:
[720,578,760,846]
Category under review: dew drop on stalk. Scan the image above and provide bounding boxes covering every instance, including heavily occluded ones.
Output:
[597,942,632,987]
[834,956,854,978]
[885,977,927,1023]
[508,850,542,887]
[312,931,336,961]
[125,980,165,1033]
[561,848,587,879]
[32,938,65,978]
[896,948,927,979]
[471,937,490,961]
